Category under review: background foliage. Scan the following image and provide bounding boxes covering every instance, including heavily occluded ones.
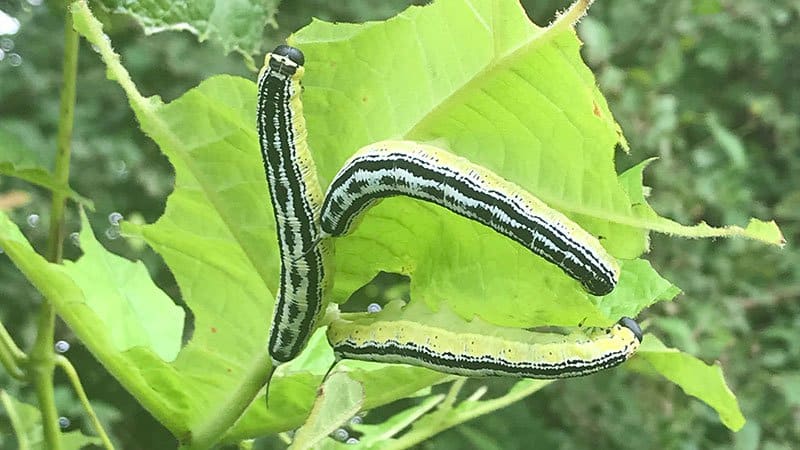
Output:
[0,0,796,449]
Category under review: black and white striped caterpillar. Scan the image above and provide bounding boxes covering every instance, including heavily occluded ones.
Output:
[320,141,619,295]
[257,45,333,365]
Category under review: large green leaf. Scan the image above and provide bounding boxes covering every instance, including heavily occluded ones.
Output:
[95,0,280,58]
[288,0,782,328]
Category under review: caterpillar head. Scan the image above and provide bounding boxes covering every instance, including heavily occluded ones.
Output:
[266,45,305,77]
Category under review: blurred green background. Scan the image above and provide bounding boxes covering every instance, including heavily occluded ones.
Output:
[0,0,797,448]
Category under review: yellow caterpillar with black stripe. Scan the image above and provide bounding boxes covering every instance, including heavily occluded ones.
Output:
[327,301,642,378]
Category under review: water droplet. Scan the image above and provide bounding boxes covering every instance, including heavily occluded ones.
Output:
[108,212,123,226]
[111,160,128,178]
[7,52,21,67]
[70,232,80,246]
[346,438,359,445]
[58,417,70,429]
[105,227,120,240]
[367,303,382,313]
[26,213,40,228]
[332,428,349,441]
[0,37,13,51]
[27,0,43,6]
[55,340,70,353]
[349,415,363,425]
[0,49,5,61]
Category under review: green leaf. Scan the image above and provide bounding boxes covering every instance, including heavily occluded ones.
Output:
[289,373,364,450]
[287,0,781,328]
[0,127,94,208]
[637,335,746,431]
[66,209,185,361]
[95,0,280,58]
[597,259,681,321]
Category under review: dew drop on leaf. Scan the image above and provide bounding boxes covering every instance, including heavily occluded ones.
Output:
[55,340,70,353]
[367,303,382,313]
[111,160,128,178]
[7,53,21,67]
[58,416,70,429]
[105,227,120,240]
[26,213,40,228]
[70,232,80,246]
[332,428,349,441]
[108,212,123,226]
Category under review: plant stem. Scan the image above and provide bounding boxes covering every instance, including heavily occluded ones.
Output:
[439,378,466,411]
[30,6,80,450]
[0,389,30,450]
[384,380,552,450]
[0,321,27,380]
[178,351,272,450]
[55,355,115,449]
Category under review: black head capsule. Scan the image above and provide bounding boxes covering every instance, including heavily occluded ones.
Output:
[268,45,305,75]
[618,317,643,342]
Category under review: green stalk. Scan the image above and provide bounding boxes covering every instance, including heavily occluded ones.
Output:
[0,321,27,380]
[55,355,115,449]
[384,380,552,450]
[178,351,272,449]
[30,6,80,450]
[0,390,30,450]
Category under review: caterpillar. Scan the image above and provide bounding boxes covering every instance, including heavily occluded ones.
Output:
[319,141,619,296]
[257,45,333,365]
[326,301,642,378]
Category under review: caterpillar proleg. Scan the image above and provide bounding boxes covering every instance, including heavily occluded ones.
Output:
[320,141,619,295]
[257,45,333,364]
[326,301,642,378]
